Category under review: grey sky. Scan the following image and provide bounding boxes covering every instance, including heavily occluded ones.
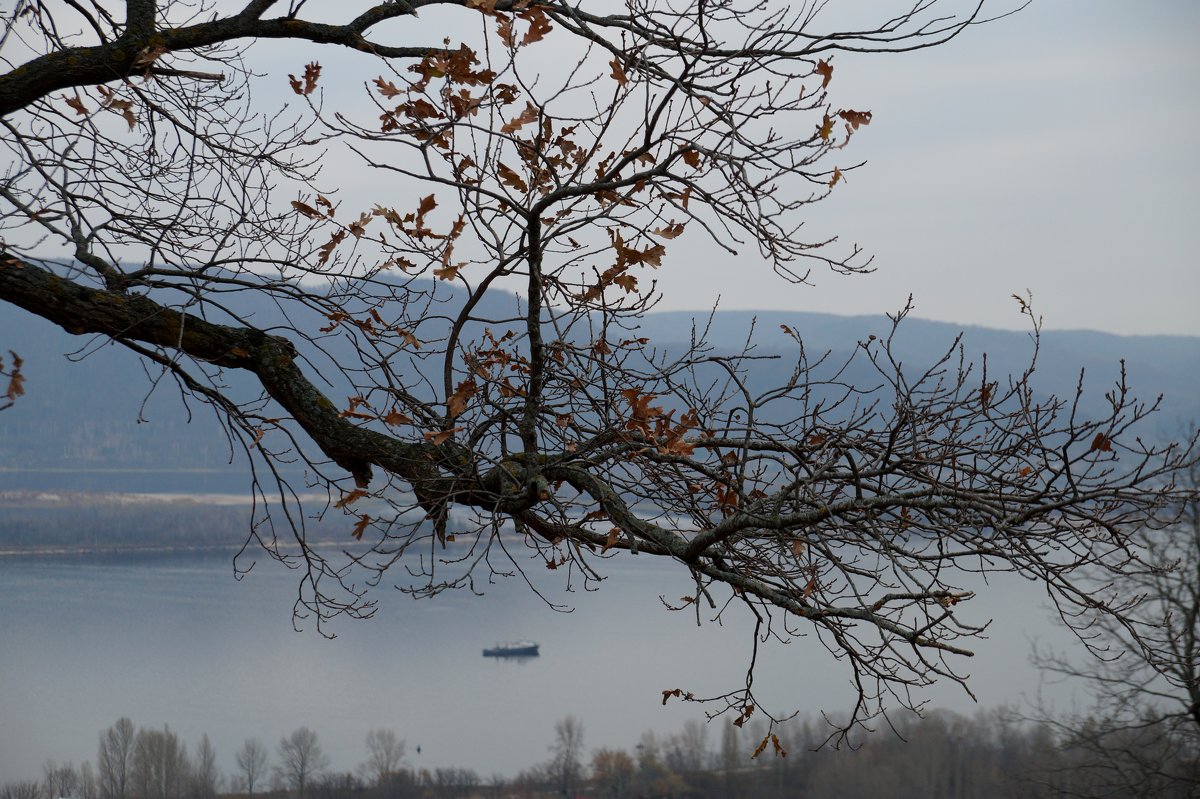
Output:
[9,1,1197,335]
[296,1,1199,335]
[645,0,1200,335]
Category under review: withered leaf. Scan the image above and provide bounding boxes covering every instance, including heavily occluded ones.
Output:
[838,109,872,130]
[446,379,478,419]
[64,94,88,116]
[424,427,465,446]
[652,222,686,239]
[602,527,620,554]
[501,101,538,135]
[5,370,25,401]
[609,58,628,86]
[818,113,834,141]
[520,7,553,45]
[335,489,368,509]
[373,77,403,98]
[496,14,516,48]
[814,58,833,89]
[383,409,413,427]
[980,382,994,409]
[1090,433,1114,452]
[288,62,321,96]
[497,162,529,193]
[291,200,322,219]
[351,514,371,540]
[434,263,463,281]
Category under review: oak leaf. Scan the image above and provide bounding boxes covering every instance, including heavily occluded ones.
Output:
[5,369,24,401]
[501,101,538,134]
[497,162,529,192]
[288,62,321,96]
[818,113,834,141]
[416,193,438,218]
[373,77,403,98]
[496,14,516,48]
[291,200,322,219]
[424,427,465,446]
[609,58,628,86]
[519,7,553,45]
[814,58,833,89]
[652,222,685,239]
[838,109,872,129]
[752,736,770,759]
[602,527,620,554]
[446,379,478,419]
[64,95,88,116]
[335,489,368,509]
[383,409,413,426]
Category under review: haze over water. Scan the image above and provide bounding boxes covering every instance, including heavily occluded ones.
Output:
[0,528,1078,783]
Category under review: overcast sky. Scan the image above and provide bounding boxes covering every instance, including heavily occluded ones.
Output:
[639,0,1200,336]
[12,1,1197,336]
[305,0,1197,336]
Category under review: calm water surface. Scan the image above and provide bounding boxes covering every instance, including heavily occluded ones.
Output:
[0,544,1074,783]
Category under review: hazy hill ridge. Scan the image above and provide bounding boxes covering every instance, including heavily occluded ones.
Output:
[2,282,1196,477]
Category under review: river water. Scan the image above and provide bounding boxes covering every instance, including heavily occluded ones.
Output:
[0,532,1079,784]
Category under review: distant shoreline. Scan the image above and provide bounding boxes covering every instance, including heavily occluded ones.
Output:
[0,489,353,557]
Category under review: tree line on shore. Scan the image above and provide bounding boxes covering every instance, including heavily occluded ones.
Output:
[2,707,1196,799]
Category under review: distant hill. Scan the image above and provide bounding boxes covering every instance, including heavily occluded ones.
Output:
[632,309,1200,432]
[1,281,1195,487]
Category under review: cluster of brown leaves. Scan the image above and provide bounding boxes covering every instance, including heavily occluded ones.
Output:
[580,229,671,301]
[62,86,138,130]
[288,62,321,96]
[620,388,700,457]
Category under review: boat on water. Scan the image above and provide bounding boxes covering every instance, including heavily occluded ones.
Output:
[482,640,540,658]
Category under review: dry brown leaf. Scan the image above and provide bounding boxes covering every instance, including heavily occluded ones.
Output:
[383,409,413,427]
[424,427,465,446]
[602,527,620,554]
[497,162,528,192]
[609,58,628,86]
[814,58,833,89]
[501,101,538,135]
[446,379,478,419]
[335,489,368,509]
[520,7,553,45]
[288,62,321,96]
